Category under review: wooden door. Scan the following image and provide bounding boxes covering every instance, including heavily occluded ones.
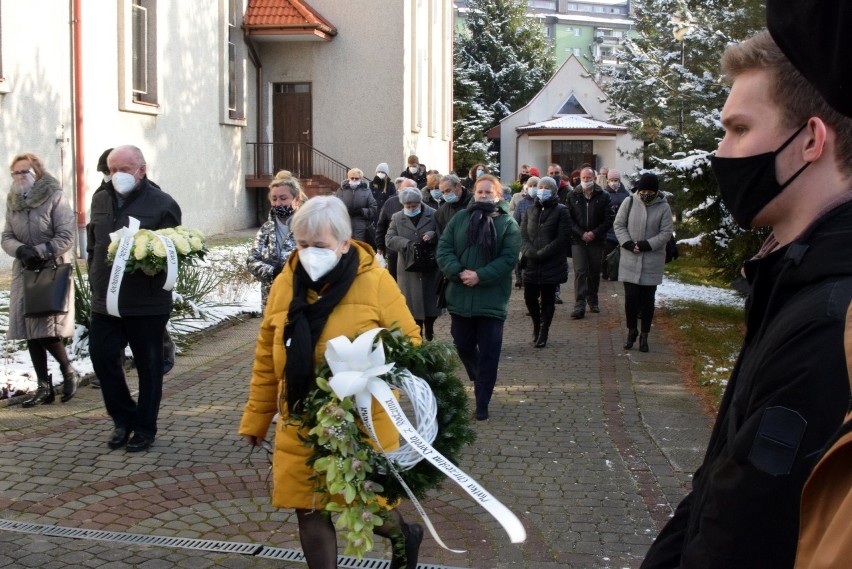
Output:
[272,83,312,177]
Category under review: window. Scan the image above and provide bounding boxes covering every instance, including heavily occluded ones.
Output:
[531,0,557,9]
[119,0,160,114]
[221,0,246,124]
[131,0,157,104]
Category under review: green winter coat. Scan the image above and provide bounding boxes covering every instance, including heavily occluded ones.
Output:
[436,200,520,320]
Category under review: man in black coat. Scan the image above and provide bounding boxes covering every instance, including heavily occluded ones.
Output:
[640,25,852,569]
[87,145,182,453]
[435,173,472,236]
[376,178,416,280]
[564,167,612,318]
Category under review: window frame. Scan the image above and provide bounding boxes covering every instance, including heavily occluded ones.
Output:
[221,0,246,126]
[0,4,8,94]
[118,0,161,115]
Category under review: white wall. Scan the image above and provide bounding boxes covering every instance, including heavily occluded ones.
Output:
[0,0,256,271]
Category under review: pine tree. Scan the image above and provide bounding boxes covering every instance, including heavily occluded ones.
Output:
[453,0,555,175]
[599,0,765,279]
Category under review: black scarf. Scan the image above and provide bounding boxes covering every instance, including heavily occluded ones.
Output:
[284,249,359,413]
[466,200,499,261]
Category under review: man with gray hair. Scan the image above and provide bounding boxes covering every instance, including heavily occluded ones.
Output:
[87,145,182,453]
[435,173,473,235]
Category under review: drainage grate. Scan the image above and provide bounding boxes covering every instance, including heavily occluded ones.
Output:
[0,519,467,569]
[256,547,466,569]
[0,519,53,534]
[41,525,261,554]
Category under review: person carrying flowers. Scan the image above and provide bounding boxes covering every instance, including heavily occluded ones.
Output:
[239,196,424,569]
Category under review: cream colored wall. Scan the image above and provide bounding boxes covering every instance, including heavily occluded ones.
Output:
[500,56,643,181]
[260,0,450,178]
[0,0,256,271]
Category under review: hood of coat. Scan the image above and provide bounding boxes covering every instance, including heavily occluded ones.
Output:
[6,172,62,212]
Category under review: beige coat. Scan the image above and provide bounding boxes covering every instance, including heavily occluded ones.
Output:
[1,174,75,339]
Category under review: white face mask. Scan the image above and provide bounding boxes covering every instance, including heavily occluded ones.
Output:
[376,172,386,179]
[13,172,35,194]
[113,171,138,195]
[581,181,594,189]
[299,246,341,281]
[349,179,361,187]
[608,181,620,190]
[408,166,418,174]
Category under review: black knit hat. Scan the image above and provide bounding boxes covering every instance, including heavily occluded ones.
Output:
[767,0,852,117]
[635,173,659,192]
[96,148,113,175]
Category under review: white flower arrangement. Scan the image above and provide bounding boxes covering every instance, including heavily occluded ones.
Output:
[107,226,207,276]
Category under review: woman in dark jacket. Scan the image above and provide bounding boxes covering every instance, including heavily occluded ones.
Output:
[247,171,306,311]
[520,177,572,348]
[335,168,377,245]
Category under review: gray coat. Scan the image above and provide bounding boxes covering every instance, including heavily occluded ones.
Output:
[386,205,441,319]
[2,174,75,339]
[613,194,673,286]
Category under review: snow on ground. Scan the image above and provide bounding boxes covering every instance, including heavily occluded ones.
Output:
[1,244,261,399]
[1,245,742,399]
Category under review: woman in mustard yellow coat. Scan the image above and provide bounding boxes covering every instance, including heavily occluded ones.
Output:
[239,196,423,569]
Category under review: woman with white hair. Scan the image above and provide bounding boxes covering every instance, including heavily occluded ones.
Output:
[386,187,441,340]
[519,176,571,347]
[239,196,423,569]
[335,167,377,245]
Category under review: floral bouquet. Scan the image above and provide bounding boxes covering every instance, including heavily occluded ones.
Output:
[297,328,476,559]
[106,225,207,276]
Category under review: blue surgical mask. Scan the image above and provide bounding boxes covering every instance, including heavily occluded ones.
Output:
[430,189,442,201]
[443,192,459,204]
[527,188,538,199]
[538,190,552,201]
[476,169,485,177]
[403,207,421,217]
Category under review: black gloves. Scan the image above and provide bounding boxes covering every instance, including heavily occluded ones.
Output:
[621,241,636,251]
[348,207,361,218]
[16,245,42,268]
[637,240,652,252]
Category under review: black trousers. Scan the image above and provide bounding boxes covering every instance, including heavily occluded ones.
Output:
[623,282,657,333]
[524,283,557,329]
[450,315,504,415]
[572,242,604,307]
[90,312,170,437]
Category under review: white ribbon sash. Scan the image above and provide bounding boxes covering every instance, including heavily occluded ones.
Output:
[106,217,179,317]
[325,328,526,550]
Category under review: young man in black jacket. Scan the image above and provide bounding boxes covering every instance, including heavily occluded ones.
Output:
[640,24,852,569]
[87,145,182,453]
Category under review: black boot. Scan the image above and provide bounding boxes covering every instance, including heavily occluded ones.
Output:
[22,375,55,408]
[624,329,638,350]
[61,368,79,403]
[390,522,424,569]
[639,333,649,352]
[536,304,555,348]
[532,320,541,342]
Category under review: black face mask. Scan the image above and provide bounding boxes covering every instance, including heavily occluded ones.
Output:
[272,204,294,219]
[519,173,531,185]
[710,123,810,229]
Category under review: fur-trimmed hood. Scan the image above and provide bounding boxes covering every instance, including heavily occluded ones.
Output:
[6,173,62,212]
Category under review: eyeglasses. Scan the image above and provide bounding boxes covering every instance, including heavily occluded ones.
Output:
[11,169,33,177]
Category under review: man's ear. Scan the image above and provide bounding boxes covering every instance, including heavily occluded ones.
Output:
[802,117,828,163]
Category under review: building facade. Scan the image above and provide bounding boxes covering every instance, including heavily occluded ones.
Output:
[0,0,452,270]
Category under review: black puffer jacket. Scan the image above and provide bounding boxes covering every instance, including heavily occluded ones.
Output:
[520,197,571,285]
[641,199,852,569]
[564,185,613,245]
[87,177,182,316]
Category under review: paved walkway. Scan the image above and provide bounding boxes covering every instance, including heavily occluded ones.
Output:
[0,277,713,568]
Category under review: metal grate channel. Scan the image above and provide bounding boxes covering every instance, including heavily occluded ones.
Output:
[256,547,467,569]
[40,525,261,554]
[0,519,53,534]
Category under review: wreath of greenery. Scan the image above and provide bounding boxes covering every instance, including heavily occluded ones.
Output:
[295,328,476,558]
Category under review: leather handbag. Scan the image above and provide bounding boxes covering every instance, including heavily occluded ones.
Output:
[404,241,438,273]
[22,259,72,317]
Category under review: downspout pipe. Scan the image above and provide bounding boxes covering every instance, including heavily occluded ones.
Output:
[72,0,86,257]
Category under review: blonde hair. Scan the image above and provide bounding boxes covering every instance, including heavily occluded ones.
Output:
[269,170,307,204]
[426,173,441,189]
[9,152,46,179]
[347,168,364,179]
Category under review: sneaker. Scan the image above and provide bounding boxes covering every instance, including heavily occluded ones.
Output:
[571,309,585,319]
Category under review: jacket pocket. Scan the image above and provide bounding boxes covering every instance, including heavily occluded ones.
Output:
[748,406,807,476]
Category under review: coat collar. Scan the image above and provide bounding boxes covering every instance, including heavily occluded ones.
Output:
[6,173,61,212]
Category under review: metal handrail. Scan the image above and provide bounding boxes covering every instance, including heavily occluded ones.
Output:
[246,142,349,184]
